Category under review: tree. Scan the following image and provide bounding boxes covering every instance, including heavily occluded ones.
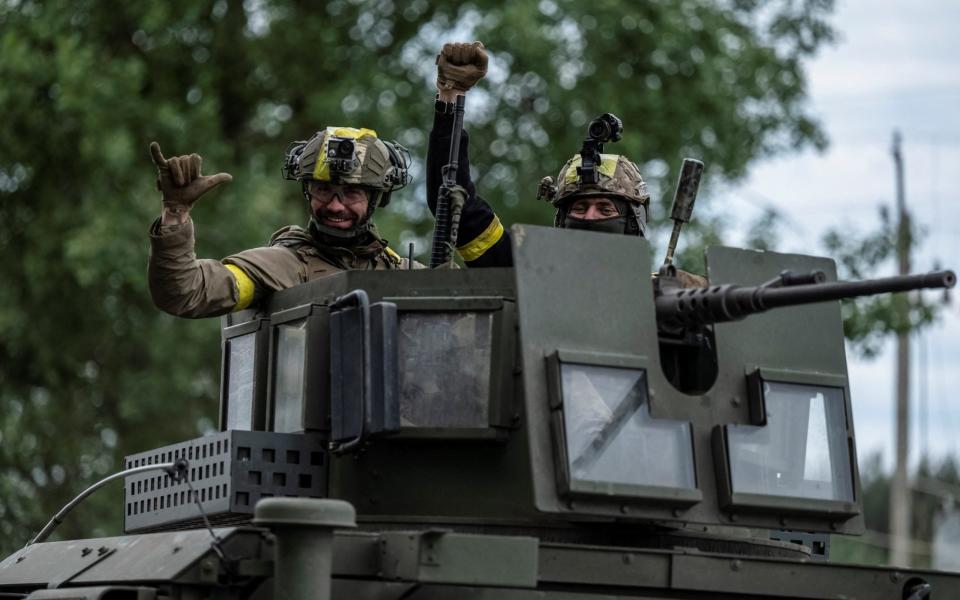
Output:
[822,207,946,358]
[0,0,835,553]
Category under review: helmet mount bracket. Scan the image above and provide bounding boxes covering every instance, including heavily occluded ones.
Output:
[577,138,604,186]
[577,113,623,187]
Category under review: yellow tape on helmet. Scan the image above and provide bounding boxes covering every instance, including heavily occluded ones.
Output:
[330,126,377,139]
[312,126,379,181]
[562,154,620,185]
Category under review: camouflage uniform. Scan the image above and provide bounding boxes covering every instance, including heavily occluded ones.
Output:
[148,127,418,319]
[427,111,707,286]
[148,220,413,319]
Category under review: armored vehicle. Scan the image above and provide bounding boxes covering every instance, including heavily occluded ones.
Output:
[1,222,956,599]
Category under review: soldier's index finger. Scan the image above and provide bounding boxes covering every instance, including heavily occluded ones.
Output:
[149,142,167,166]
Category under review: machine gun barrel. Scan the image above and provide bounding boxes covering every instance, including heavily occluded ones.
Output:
[656,270,955,330]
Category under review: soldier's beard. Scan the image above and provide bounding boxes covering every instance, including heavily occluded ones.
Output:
[314,206,360,229]
[306,190,377,243]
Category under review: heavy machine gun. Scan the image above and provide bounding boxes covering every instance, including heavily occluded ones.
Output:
[650,157,955,395]
[657,268,955,334]
[653,265,954,394]
[654,155,954,333]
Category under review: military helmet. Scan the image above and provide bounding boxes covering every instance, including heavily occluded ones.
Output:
[283,126,410,240]
[538,153,650,236]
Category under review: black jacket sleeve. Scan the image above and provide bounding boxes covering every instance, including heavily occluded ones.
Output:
[427,109,513,267]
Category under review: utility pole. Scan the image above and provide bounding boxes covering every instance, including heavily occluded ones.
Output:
[889,129,912,566]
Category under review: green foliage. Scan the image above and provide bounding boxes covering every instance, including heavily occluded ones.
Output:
[0,0,834,552]
[823,207,946,358]
[743,207,783,252]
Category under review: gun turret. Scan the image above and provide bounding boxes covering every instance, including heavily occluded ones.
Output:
[656,269,956,334]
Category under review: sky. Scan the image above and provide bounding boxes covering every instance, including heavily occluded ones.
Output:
[723,0,960,471]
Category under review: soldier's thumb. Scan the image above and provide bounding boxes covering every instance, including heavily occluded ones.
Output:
[196,172,233,197]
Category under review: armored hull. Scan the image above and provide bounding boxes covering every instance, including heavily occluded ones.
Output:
[1,226,954,599]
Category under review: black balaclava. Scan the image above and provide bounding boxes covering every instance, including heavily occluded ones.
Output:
[559,198,645,236]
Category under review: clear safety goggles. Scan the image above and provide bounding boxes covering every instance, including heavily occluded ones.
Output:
[305,181,369,206]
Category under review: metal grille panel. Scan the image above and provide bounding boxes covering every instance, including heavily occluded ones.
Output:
[124,430,327,532]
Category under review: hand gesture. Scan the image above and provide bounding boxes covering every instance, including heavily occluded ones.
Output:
[150,142,232,224]
[436,41,488,96]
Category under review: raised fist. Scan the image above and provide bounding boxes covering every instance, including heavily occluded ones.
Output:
[436,41,488,94]
[150,142,232,223]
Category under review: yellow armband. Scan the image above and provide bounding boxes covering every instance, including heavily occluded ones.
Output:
[225,264,256,311]
[385,246,403,264]
[458,215,504,262]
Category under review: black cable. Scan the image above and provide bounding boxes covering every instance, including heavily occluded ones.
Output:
[182,475,233,570]
[28,461,181,546]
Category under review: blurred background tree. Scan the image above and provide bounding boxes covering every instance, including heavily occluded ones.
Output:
[0,0,837,551]
[831,452,960,567]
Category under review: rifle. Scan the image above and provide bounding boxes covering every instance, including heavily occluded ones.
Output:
[429,95,466,268]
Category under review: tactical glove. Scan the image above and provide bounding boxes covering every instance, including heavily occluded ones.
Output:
[150,142,232,221]
[436,41,488,93]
